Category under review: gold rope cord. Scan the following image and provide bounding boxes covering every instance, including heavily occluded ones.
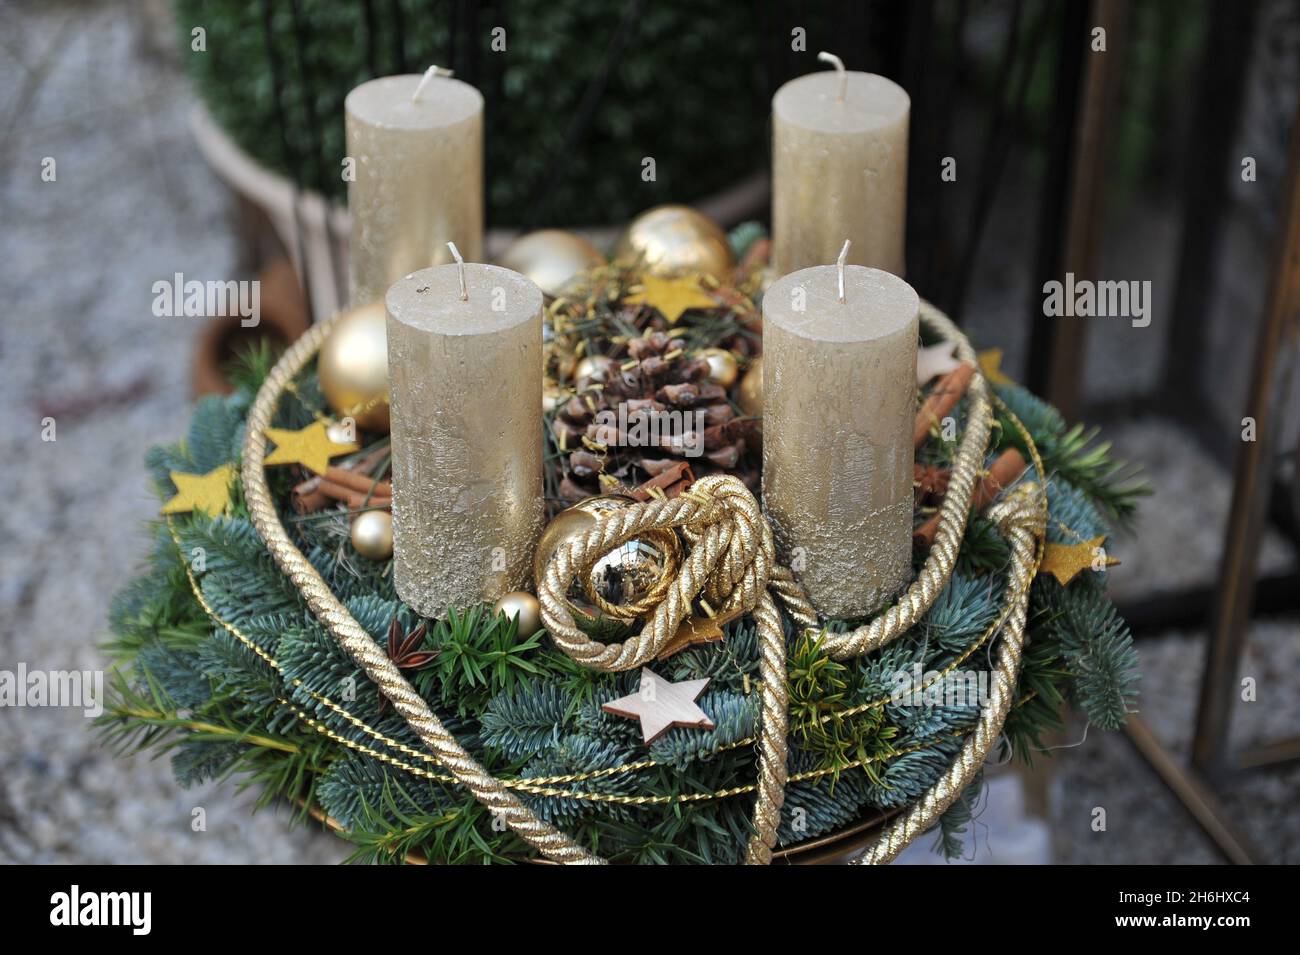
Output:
[241,315,601,865]
[238,298,1046,865]
[172,513,1018,801]
[856,482,1045,864]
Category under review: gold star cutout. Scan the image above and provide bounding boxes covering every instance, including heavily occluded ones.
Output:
[977,348,1015,386]
[161,463,236,517]
[658,615,727,660]
[602,669,714,744]
[918,341,963,385]
[1040,535,1121,586]
[623,275,717,324]
[263,420,359,475]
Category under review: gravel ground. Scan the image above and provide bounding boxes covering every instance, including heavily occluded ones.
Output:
[1,0,1294,865]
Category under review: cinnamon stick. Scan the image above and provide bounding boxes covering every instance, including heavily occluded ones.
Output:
[317,479,391,511]
[913,448,1027,548]
[628,461,695,501]
[291,450,390,514]
[914,362,975,448]
[323,466,392,497]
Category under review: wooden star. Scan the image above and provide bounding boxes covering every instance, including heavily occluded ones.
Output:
[917,341,963,385]
[602,669,714,744]
[1040,535,1121,586]
[264,420,359,475]
[623,275,717,324]
[977,348,1014,386]
[161,463,236,517]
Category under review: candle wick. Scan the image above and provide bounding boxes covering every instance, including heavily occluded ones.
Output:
[447,242,469,301]
[817,51,847,102]
[836,239,851,304]
[412,64,455,103]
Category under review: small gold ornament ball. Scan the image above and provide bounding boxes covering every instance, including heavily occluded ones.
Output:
[350,510,393,560]
[573,354,616,385]
[736,356,763,418]
[319,302,390,431]
[613,205,735,279]
[542,383,568,415]
[493,590,542,636]
[700,347,740,388]
[498,230,606,299]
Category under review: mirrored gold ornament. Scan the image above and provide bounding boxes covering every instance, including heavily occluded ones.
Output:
[498,229,606,299]
[319,302,390,431]
[350,510,393,560]
[700,347,740,388]
[736,356,763,417]
[585,533,681,619]
[534,494,682,621]
[613,205,735,280]
[492,590,542,636]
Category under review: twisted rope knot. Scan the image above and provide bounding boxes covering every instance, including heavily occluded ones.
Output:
[537,474,777,672]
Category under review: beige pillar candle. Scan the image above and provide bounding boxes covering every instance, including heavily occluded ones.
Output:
[346,67,484,306]
[771,54,909,277]
[385,252,544,618]
[762,250,919,618]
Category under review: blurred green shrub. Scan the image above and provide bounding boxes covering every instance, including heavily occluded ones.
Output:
[176,0,766,226]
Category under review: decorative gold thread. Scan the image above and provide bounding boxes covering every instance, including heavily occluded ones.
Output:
[224,296,1048,865]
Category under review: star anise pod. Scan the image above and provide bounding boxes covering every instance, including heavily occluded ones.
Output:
[378,617,437,713]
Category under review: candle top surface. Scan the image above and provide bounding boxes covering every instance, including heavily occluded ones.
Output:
[346,74,483,130]
[387,264,541,335]
[773,71,909,134]
[764,265,918,342]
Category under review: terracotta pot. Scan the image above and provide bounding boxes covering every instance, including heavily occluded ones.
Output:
[192,257,310,397]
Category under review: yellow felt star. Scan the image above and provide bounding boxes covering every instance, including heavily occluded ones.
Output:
[161,463,236,517]
[623,275,717,324]
[264,420,359,474]
[1040,535,1121,586]
[977,348,1015,386]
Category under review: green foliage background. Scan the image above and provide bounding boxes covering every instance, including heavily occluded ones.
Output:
[176,0,766,225]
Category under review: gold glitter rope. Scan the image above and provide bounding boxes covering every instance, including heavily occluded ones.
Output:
[240,314,601,865]
[173,520,1011,802]
[855,481,1045,864]
[535,473,789,863]
[234,297,1046,865]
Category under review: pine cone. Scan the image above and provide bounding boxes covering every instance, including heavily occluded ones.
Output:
[553,332,758,501]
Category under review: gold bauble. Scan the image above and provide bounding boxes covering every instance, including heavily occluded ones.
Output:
[493,590,542,636]
[498,230,606,299]
[534,495,681,620]
[700,347,740,388]
[585,532,682,619]
[542,382,568,415]
[613,205,735,279]
[350,510,393,560]
[574,355,615,384]
[736,356,763,418]
[319,302,390,431]
[533,494,632,587]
